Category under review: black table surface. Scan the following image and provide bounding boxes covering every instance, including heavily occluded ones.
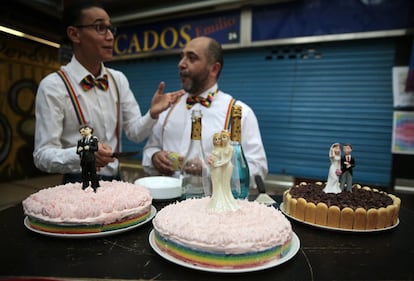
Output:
[1,193,413,281]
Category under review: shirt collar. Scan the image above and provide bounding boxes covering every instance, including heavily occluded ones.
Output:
[188,84,218,99]
[68,55,106,84]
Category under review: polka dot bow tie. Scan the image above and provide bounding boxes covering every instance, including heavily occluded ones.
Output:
[80,74,109,91]
[186,90,217,109]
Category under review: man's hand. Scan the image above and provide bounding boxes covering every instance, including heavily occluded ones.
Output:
[149,82,185,119]
[95,143,115,168]
[152,150,180,176]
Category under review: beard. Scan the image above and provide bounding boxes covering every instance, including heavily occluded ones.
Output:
[180,68,210,95]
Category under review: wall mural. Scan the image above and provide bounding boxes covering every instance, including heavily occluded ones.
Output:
[0,35,60,182]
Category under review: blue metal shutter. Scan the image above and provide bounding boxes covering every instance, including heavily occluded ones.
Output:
[109,56,182,156]
[219,38,394,186]
[109,38,394,186]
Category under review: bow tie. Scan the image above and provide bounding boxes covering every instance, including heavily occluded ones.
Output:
[80,74,109,91]
[186,90,217,109]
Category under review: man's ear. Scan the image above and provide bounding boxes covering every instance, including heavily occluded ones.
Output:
[210,62,221,78]
[67,26,80,44]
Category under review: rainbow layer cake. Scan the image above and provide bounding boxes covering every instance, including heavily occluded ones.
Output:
[152,197,292,269]
[23,181,152,234]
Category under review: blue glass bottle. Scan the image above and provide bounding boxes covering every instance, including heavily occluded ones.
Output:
[230,105,250,199]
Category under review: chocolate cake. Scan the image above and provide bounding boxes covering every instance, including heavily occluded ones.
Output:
[282,182,400,230]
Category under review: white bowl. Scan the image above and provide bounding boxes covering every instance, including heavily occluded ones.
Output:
[135,176,181,200]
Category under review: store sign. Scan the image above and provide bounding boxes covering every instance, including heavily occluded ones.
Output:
[114,11,240,57]
[251,0,414,41]
[113,0,413,58]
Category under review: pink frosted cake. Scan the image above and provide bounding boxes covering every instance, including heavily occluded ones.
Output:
[23,181,152,234]
[152,197,292,269]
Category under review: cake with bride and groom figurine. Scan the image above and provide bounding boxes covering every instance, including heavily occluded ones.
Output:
[282,143,401,231]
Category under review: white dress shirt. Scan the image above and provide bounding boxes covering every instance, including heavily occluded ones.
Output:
[34,56,156,176]
[143,84,268,187]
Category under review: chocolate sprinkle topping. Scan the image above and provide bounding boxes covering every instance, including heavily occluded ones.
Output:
[289,183,393,210]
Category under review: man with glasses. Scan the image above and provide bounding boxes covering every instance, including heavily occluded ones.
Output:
[34,0,184,184]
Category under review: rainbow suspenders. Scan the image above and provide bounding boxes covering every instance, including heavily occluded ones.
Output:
[56,69,121,153]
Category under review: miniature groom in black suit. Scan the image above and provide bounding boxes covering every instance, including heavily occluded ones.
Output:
[340,143,355,192]
[77,125,100,191]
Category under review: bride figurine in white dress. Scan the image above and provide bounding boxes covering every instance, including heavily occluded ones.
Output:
[323,143,342,194]
[208,131,240,212]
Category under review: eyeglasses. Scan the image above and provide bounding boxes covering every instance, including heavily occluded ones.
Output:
[74,23,117,35]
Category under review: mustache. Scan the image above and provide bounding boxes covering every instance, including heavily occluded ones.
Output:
[179,70,190,77]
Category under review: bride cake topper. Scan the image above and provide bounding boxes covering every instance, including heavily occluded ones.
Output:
[207,130,240,212]
[323,142,342,194]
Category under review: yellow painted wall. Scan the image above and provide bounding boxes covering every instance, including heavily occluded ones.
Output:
[0,34,60,181]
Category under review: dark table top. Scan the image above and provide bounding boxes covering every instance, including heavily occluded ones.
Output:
[1,193,413,281]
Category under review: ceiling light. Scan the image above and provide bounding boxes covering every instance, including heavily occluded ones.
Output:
[0,25,60,48]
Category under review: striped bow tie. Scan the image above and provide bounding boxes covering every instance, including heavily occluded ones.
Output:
[80,74,109,91]
[186,90,217,109]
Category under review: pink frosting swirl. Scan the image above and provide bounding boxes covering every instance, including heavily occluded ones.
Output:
[23,181,152,225]
[153,198,292,254]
